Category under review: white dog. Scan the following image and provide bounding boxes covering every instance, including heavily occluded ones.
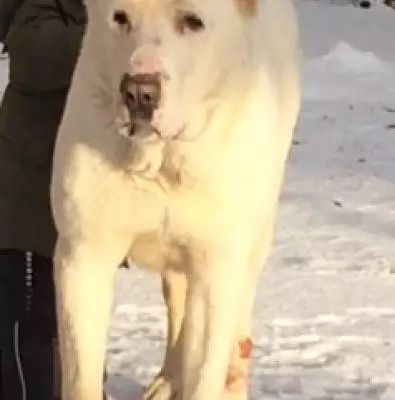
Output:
[50,0,300,399]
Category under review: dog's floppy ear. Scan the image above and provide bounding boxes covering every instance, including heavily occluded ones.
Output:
[234,0,258,18]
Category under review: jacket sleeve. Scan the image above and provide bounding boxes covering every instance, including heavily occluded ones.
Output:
[0,0,25,42]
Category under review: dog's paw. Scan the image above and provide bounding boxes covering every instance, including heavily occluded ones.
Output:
[141,376,180,400]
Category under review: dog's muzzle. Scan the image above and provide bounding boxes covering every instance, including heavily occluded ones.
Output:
[120,73,161,136]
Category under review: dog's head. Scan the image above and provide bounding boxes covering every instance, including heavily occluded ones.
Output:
[83,0,259,141]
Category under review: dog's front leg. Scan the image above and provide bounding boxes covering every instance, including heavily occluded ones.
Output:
[54,237,120,400]
[143,269,186,400]
[161,270,186,374]
[181,251,250,400]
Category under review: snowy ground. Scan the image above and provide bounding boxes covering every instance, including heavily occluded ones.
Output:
[1,2,395,399]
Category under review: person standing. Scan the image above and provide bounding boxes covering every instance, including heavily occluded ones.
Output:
[0,0,86,398]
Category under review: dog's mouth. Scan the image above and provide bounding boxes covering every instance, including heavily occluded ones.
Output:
[119,117,185,142]
[128,120,161,138]
[117,115,160,139]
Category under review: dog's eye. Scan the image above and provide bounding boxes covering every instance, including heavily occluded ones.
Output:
[176,12,205,34]
[112,10,132,32]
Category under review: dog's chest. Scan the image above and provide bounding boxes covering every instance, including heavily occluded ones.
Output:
[127,143,226,271]
[129,205,191,272]
[129,187,216,273]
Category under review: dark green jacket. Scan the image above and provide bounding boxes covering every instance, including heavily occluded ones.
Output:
[0,0,85,258]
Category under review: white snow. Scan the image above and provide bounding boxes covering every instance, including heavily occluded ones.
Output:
[1,2,395,399]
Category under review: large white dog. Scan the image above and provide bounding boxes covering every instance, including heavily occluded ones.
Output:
[50,0,300,399]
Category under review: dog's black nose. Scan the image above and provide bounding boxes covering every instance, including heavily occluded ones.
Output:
[120,73,160,122]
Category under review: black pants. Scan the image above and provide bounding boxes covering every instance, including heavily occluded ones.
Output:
[0,249,59,400]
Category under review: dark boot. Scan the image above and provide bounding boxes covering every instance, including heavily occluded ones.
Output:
[0,249,60,400]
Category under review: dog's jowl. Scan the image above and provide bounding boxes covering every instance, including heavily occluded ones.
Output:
[50,0,301,399]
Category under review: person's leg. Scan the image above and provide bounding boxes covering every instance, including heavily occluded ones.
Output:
[0,249,59,400]
[0,249,26,400]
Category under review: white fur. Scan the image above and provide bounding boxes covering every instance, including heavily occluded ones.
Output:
[51,0,300,399]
